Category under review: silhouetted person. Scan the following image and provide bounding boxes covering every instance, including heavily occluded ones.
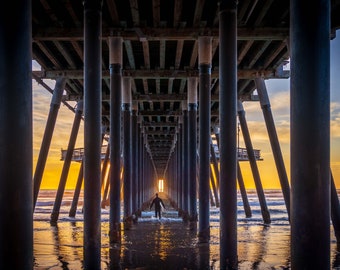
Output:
[150,193,166,219]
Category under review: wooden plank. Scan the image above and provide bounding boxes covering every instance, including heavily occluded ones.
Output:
[173,0,183,27]
[105,0,120,25]
[129,0,140,26]
[193,0,205,27]
[152,0,160,27]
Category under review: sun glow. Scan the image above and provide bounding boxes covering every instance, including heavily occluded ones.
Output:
[158,179,164,192]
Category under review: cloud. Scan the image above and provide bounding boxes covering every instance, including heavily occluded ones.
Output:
[269,91,290,120]
[241,88,291,146]
[32,60,41,71]
[331,102,340,138]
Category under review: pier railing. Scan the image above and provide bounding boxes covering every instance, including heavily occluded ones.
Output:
[60,145,109,162]
[211,146,262,161]
[238,148,262,161]
[61,146,262,162]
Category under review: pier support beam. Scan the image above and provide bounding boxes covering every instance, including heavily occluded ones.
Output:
[139,127,144,208]
[210,140,220,207]
[178,125,183,213]
[83,1,103,268]
[51,101,83,224]
[178,130,182,212]
[237,100,271,224]
[142,142,147,203]
[100,142,110,208]
[216,126,251,218]
[101,136,110,188]
[137,124,142,212]
[198,36,212,243]
[33,77,65,209]
[255,78,291,220]
[237,163,252,217]
[0,2,33,268]
[290,0,330,268]
[143,136,150,201]
[182,103,189,220]
[188,77,198,228]
[122,77,133,229]
[109,36,123,243]
[219,1,238,268]
[331,170,340,242]
[131,101,138,216]
[145,147,153,200]
[69,159,84,217]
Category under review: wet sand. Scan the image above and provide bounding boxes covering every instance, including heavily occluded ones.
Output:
[113,221,212,269]
[110,195,213,269]
[33,190,340,269]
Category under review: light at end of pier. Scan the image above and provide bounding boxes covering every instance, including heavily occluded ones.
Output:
[158,179,164,192]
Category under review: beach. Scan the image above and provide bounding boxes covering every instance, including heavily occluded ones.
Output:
[33,190,340,269]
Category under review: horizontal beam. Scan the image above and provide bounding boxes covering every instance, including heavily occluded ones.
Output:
[144,130,176,135]
[143,122,178,127]
[147,136,174,140]
[32,69,289,80]
[147,144,174,148]
[147,153,171,156]
[32,27,290,41]
[147,146,174,150]
[64,92,257,103]
[145,137,175,143]
[148,139,174,143]
[139,110,182,116]
[101,108,228,117]
[135,93,186,102]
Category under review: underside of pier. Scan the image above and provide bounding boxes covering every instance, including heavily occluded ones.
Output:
[1,1,340,269]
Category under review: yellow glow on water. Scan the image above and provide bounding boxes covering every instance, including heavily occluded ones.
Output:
[34,222,84,269]
[237,225,290,267]
[154,224,171,261]
[119,222,205,267]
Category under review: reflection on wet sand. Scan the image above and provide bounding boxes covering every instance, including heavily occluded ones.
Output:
[34,222,84,269]
[116,221,209,269]
[33,190,340,269]
[34,218,295,269]
[237,224,290,269]
[35,219,291,269]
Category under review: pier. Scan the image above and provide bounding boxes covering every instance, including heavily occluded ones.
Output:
[1,1,340,269]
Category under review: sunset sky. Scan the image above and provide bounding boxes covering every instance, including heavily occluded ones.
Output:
[33,31,340,191]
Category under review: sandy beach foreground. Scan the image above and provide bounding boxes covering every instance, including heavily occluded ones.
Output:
[33,190,340,269]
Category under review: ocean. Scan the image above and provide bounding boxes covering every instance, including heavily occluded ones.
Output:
[33,190,340,269]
